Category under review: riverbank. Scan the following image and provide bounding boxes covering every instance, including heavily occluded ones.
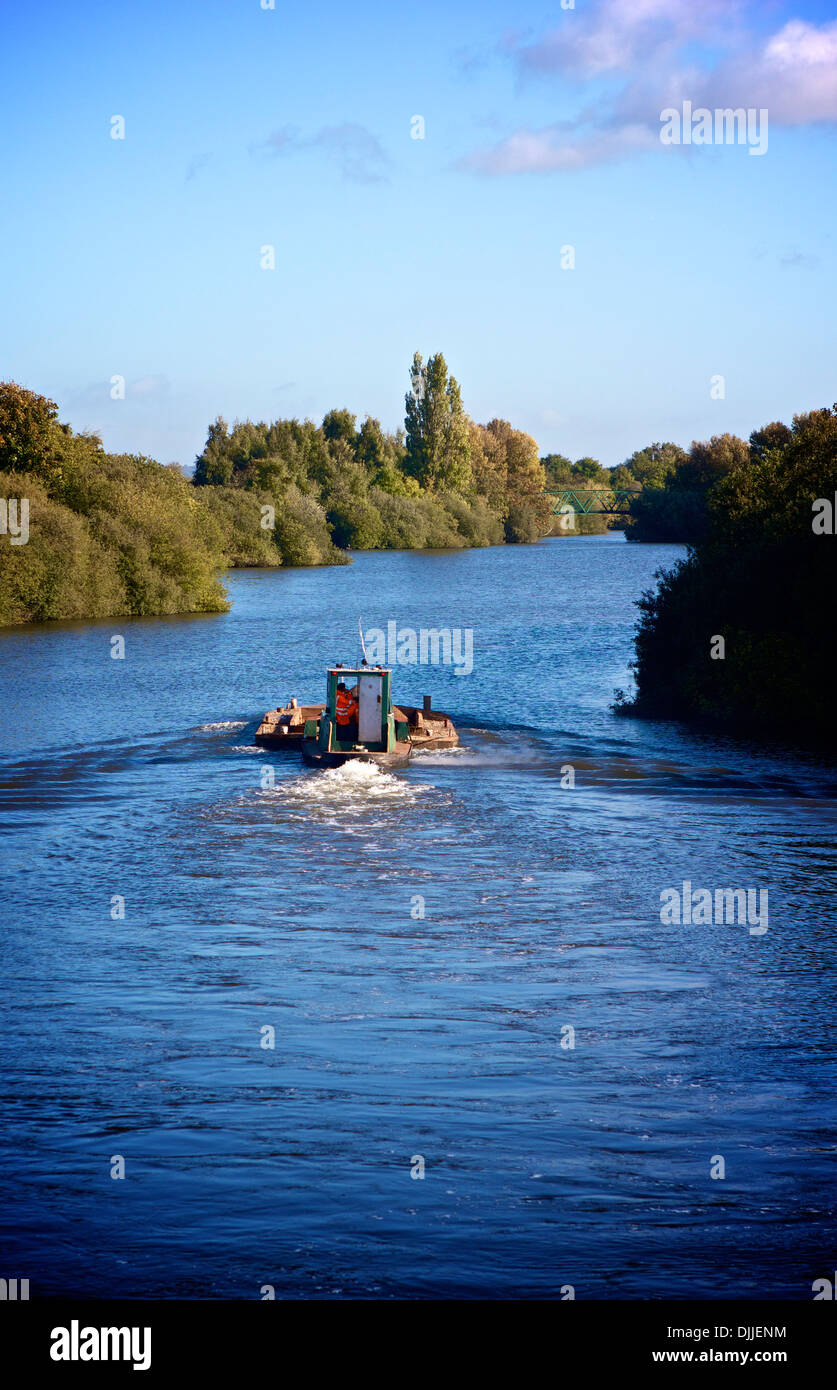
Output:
[619,405,837,749]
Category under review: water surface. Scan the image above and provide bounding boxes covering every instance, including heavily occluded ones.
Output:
[1,536,835,1298]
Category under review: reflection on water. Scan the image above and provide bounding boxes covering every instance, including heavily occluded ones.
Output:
[1,537,836,1299]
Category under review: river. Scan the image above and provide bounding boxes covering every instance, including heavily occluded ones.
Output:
[1,534,835,1299]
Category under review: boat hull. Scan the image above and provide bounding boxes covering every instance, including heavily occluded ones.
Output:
[253,728,305,750]
[301,739,413,770]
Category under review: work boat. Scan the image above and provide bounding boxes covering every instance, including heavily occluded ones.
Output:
[254,664,458,768]
[302,664,410,769]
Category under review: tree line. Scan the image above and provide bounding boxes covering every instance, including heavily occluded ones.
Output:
[191,351,552,565]
[4,362,834,749]
[617,405,837,745]
[0,354,553,625]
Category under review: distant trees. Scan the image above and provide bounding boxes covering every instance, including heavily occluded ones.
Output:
[541,440,695,544]
[540,451,613,535]
[476,419,548,541]
[541,453,574,487]
[572,456,601,481]
[404,352,472,492]
[539,433,777,545]
[188,351,552,566]
[192,417,234,486]
[713,409,837,542]
[469,422,508,513]
[322,408,356,446]
[624,434,749,543]
[467,419,549,539]
[621,442,687,489]
[6,362,835,706]
[14,353,789,630]
[682,433,750,488]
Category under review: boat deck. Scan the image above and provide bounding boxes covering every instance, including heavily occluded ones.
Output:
[255,699,458,756]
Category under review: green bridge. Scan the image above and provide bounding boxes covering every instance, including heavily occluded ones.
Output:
[546,488,643,516]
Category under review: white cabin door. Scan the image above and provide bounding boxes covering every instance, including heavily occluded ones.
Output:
[357,675,382,743]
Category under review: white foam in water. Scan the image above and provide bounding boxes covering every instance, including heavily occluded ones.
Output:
[197,720,248,731]
[412,745,476,764]
[232,745,261,754]
[276,758,431,807]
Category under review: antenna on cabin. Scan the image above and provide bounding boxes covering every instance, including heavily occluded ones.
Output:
[358,616,369,666]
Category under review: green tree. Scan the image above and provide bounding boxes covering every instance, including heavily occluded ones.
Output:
[626,434,749,543]
[622,405,837,743]
[470,421,508,512]
[0,382,60,480]
[541,453,574,486]
[322,408,357,447]
[621,441,688,488]
[609,463,637,490]
[748,420,793,465]
[0,384,231,625]
[481,419,549,538]
[193,418,233,486]
[404,351,472,491]
[677,433,749,490]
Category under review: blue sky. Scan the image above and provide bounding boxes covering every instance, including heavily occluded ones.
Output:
[1,0,836,468]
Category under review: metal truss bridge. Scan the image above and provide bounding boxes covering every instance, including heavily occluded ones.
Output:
[546,488,643,516]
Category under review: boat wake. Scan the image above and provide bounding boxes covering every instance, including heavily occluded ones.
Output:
[410,744,477,765]
[268,758,433,810]
[195,720,248,732]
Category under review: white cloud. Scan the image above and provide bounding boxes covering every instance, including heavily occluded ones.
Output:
[701,19,837,124]
[461,122,658,174]
[464,5,837,175]
[511,0,740,79]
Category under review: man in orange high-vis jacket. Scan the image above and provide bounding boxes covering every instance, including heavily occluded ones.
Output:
[335,682,359,744]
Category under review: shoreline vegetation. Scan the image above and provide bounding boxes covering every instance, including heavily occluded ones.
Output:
[616,403,837,747]
[0,355,549,627]
[0,351,656,628]
[2,367,833,747]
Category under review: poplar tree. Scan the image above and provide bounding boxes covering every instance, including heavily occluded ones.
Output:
[404,351,471,491]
